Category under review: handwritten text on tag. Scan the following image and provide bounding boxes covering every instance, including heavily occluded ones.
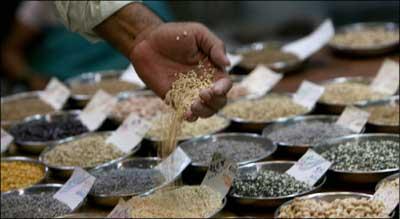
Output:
[39,78,70,110]
[286,149,331,186]
[1,129,13,153]
[336,106,370,133]
[293,81,325,109]
[155,147,191,183]
[107,199,131,218]
[370,59,399,95]
[79,90,117,131]
[239,65,283,98]
[373,178,399,215]
[53,167,95,210]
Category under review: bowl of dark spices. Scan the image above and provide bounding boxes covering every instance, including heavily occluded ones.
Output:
[1,184,79,218]
[40,131,140,178]
[229,161,326,208]
[314,133,400,184]
[9,110,89,154]
[262,115,357,156]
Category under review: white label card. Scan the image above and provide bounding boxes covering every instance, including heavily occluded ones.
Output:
[1,129,13,153]
[286,149,331,186]
[370,59,399,95]
[239,65,283,98]
[201,152,237,199]
[107,199,131,218]
[154,147,191,183]
[106,114,152,153]
[79,90,118,131]
[226,53,243,72]
[373,178,399,215]
[282,19,334,60]
[38,78,70,110]
[53,167,96,210]
[293,81,325,109]
[120,64,146,87]
[336,106,370,133]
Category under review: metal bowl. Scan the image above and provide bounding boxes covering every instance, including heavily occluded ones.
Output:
[313,133,399,184]
[328,22,399,56]
[1,156,49,193]
[88,157,180,207]
[220,93,313,133]
[39,131,141,178]
[1,91,57,130]
[56,213,107,218]
[9,110,88,154]
[375,172,399,191]
[262,115,359,156]
[357,96,399,133]
[65,70,145,108]
[229,161,326,208]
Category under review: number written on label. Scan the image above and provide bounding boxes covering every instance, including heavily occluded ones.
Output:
[373,178,399,215]
[39,78,70,110]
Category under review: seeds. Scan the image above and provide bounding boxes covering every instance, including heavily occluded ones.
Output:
[232,170,312,197]
[321,140,399,171]
[239,48,299,69]
[1,161,45,192]
[43,133,124,168]
[1,98,53,122]
[265,120,354,146]
[222,93,308,122]
[365,103,399,126]
[182,139,268,166]
[129,185,222,218]
[320,82,387,105]
[70,79,140,96]
[1,191,71,218]
[278,198,387,218]
[90,168,165,196]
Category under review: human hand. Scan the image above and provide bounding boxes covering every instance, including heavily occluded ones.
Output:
[130,22,232,121]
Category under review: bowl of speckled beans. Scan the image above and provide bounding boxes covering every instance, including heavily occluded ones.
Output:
[313,133,400,184]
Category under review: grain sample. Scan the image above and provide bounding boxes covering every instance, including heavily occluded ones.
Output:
[71,79,140,96]
[1,161,45,192]
[1,98,53,122]
[239,48,299,70]
[365,103,399,126]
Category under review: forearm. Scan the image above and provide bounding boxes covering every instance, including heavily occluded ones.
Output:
[94,3,163,57]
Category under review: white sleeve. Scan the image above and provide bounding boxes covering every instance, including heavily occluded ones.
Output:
[53,1,136,42]
[17,1,59,29]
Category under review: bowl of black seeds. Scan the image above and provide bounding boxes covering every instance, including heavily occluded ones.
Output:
[1,184,79,218]
[229,161,326,208]
[88,157,170,206]
[9,110,89,154]
[262,115,357,156]
[314,133,400,184]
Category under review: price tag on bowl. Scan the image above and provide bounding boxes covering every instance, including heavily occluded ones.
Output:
[226,53,243,72]
[38,78,70,110]
[239,65,283,98]
[107,199,132,218]
[293,80,325,110]
[1,129,13,153]
[370,59,399,95]
[336,106,370,133]
[53,167,96,210]
[155,147,191,183]
[120,64,146,87]
[286,149,331,186]
[106,113,152,153]
[78,90,117,131]
[373,178,399,215]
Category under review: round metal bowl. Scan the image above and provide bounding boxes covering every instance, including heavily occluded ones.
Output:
[357,96,399,133]
[233,41,304,73]
[375,172,399,191]
[88,157,180,207]
[229,161,326,208]
[39,131,141,178]
[56,213,107,218]
[317,76,392,114]
[262,115,359,156]
[328,22,399,56]
[220,93,313,133]
[1,91,57,130]
[1,156,49,193]
[65,70,145,108]
[313,133,399,184]
[9,110,88,154]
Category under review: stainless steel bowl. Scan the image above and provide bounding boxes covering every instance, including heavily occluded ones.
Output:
[357,96,399,133]
[375,172,399,191]
[220,93,313,133]
[262,115,359,156]
[328,22,399,56]
[1,156,49,193]
[313,133,399,184]
[39,131,141,178]
[229,161,326,208]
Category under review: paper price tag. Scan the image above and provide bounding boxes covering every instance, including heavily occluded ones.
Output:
[239,65,283,98]
[38,78,70,110]
[107,199,131,218]
[293,81,325,109]
[282,19,334,60]
[336,106,370,133]
[286,149,331,186]
[53,167,95,210]
[155,147,191,182]
[1,129,13,153]
[120,64,146,87]
[370,59,399,95]
[226,53,243,72]
[373,178,399,215]
[106,114,152,153]
[201,152,237,199]
[79,90,117,131]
